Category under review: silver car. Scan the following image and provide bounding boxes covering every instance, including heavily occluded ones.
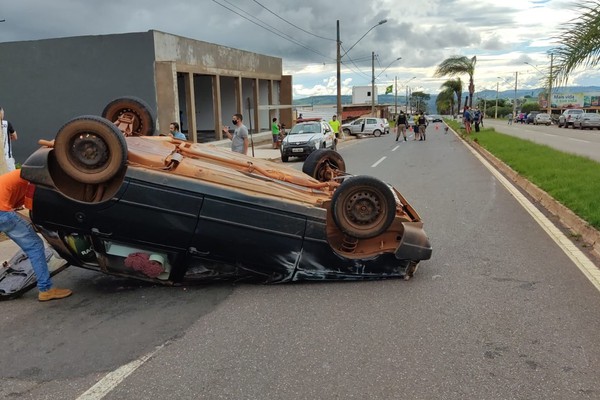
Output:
[533,113,552,126]
[572,112,600,130]
[342,117,388,137]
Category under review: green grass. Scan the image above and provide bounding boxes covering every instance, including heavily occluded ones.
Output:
[445,119,600,230]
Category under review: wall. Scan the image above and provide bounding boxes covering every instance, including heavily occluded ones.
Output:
[0,32,157,164]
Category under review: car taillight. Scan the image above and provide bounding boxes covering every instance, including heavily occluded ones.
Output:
[24,184,35,210]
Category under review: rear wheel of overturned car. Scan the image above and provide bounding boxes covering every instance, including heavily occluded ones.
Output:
[54,115,127,184]
[102,96,155,136]
[331,176,396,239]
[302,149,346,182]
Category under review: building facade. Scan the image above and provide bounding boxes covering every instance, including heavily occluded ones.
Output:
[0,30,292,163]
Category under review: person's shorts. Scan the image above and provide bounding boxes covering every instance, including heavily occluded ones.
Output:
[272,134,279,143]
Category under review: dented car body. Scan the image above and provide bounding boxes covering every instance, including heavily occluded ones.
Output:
[20,99,431,286]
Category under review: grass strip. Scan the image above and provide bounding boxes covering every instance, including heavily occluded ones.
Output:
[445,119,600,230]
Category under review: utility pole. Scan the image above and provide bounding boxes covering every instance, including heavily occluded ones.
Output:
[371,51,375,116]
[513,71,518,119]
[394,76,398,116]
[336,20,342,123]
[495,81,499,119]
[548,53,553,115]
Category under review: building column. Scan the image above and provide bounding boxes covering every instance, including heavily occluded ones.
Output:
[253,78,260,132]
[185,72,197,142]
[212,75,223,140]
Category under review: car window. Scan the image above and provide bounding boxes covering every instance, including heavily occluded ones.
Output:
[366,118,377,124]
[352,119,363,125]
[289,123,320,135]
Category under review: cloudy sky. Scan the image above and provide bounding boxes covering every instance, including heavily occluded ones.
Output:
[2,0,595,98]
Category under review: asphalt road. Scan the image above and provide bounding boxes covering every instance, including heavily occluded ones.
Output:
[2,124,600,399]
[483,118,600,162]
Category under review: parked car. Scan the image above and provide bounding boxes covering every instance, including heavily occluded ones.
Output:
[572,112,600,130]
[16,97,432,294]
[525,111,540,124]
[533,113,552,126]
[341,117,388,137]
[426,114,443,123]
[280,119,336,162]
[558,109,584,128]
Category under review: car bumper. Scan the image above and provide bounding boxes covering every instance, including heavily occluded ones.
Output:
[281,145,318,157]
[395,223,432,261]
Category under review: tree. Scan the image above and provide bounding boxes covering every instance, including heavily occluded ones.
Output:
[439,78,463,116]
[552,1,600,83]
[436,88,454,114]
[410,91,431,113]
[434,56,477,108]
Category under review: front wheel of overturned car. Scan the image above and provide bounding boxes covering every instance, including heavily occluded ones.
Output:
[54,115,127,184]
[102,96,155,136]
[302,149,346,182]
[331,175,396,239]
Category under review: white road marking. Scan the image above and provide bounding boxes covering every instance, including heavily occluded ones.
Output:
[568,137,590,143]
[392,145,400,152]
[371,156,386,168]
[76,344,165,400]
[462,139,600,293]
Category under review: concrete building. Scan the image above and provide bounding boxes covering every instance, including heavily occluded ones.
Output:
[0,30,292,164]
[352,86,378,105]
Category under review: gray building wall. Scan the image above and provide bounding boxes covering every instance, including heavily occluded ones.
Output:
[0,32,157,164]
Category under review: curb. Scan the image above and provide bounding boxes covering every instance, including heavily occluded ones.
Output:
[464,135,600,261]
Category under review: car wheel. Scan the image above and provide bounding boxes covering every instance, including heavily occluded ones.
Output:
[54,115,127,184]
[281,155,289,162]
[331,176,396,239]
[302,149,346,182]
[102,96,155,136]
[343,128,351,136]
[373,129,382,137]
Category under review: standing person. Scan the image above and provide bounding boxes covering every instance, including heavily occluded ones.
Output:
[222,113,249,155]
[271,117,280,149]
[328,115,342,140]
[0,170,73,301]
[473,108,481,132]
[413,113,420,140]
[168,122,186,140]
[463,106,472,134]
[396,111,407,141]
[1,107,17,171]
[417,112,428,141]
[507,112,513,125]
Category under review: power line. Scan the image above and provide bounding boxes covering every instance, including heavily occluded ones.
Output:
[251,0,335,42]
[212,0,332,61]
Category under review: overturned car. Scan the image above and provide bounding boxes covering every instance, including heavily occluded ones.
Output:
[18,97,432,287]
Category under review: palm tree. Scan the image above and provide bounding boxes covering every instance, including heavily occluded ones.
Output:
[434,56,477,108]
[436,88,454,115]
[439,78,463,116]
[551,1,600,83]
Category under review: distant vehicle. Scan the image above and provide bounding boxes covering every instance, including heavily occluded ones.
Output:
[426,114,443,123]
[280,120,336,162]
[341,117,388,137]
[533,113,552,126]
[572,112,600,130]
[558,109,584,128]
[526,111,541,124]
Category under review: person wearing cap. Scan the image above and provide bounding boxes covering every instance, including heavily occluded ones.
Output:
[0,170,73,301]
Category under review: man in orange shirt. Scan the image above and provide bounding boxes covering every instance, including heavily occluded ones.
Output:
[0,170,72,301]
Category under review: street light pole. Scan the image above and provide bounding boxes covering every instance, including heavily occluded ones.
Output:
[394,76,398,116]
[495,81,499,119]
[513,71,518,120]
[548,53,553,115]
[371,51,375,116]
[336,19,387,123]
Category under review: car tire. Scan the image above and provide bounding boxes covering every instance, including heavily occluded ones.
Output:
[54,115,127,184]
[281,155,289,162]
[343,128,351,136]
[302,149,346,182]
[102,96,155,136]
[331,176,396,239]
[373,129,382,137]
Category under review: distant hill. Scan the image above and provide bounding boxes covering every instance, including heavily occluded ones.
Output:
[293,86,600,112]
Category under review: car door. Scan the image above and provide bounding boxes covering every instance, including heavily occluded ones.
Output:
[187,190,308,283]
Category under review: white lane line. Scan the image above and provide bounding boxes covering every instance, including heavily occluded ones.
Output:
[371,156,387,168]
[392,145,400,152]
[568,137,590,143]
[463,142,600,293]
[77,344,165,400]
